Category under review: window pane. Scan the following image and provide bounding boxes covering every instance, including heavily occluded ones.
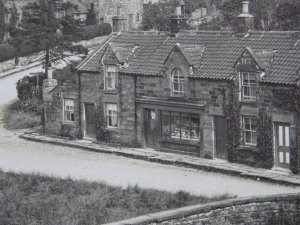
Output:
[181,113,190,140]
[285,126,290,147]
[278,126,284,146]
[161,111,171,139]
[245,131,251,143]
[171,112,180,139]
[191,115,200,140]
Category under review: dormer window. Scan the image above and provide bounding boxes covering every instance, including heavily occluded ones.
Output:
[105,66,117,90]
[241,72,256,101]
[171,68,185,96]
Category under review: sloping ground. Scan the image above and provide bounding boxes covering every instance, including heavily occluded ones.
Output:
[0,170,231,225]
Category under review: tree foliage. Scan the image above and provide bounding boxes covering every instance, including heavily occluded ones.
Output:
[142,0,206,31]
[218,0,300,31]
[0,0,5,42]
[19,0,77,75]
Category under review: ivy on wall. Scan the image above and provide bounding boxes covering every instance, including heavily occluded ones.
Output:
[256,108,273,169]
[273,88,299,112]
[225,81,241,162]
[94,95,111,142]
[273,87,300,173]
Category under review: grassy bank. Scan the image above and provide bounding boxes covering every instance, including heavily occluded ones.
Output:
[1,100,41,130]
[0,170,232,225]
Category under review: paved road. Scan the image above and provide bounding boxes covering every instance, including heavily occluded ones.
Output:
[0,67,300,197]
[0,65,44,105]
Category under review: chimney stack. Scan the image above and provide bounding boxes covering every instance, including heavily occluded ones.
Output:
[170,0,186,34]
[112,2,128,32]
[237,1,254,33]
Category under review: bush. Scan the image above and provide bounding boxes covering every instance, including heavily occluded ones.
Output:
[75,23,112,40]
[0,44,15,62]
[16,73,46,101]
[19,38,43,57]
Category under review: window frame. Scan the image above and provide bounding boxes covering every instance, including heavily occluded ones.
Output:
[161,111,200,142]
[106,103,118,129]
[242,116,257,146]
[105,65,117,90]
[240,72,257,101]
[171,68,185,97]
[64,98,75,123]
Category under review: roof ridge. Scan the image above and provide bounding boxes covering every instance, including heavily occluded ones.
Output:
[249,30,299,34]
[179,30,233,34]
[76,34,114,71]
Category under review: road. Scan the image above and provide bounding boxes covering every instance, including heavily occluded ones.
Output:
[0,65,44,105]
[0,67,300,197]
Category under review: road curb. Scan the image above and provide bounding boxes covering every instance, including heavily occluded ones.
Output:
[0,62,42,79]
[19,133,300,187]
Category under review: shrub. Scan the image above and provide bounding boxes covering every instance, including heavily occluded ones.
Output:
[75,23,112,40]
[0,44,15,62]
[16,73,46,101]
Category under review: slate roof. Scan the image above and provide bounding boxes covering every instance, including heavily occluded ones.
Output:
[77,30,300,85]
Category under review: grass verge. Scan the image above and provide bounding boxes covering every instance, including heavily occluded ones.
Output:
[0,170,233,225]
[1,100,41,130]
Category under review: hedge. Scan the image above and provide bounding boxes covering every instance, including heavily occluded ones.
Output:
[0,44,16,62]
[74,23,112,40]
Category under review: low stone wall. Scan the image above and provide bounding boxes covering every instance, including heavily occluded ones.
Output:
[104,193,300,225]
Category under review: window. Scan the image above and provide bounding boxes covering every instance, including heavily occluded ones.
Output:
[106,103,118,128]
[136,13,140,22]
[161,111,200,141]
[105,66,117,90]
[172,68,185,96]
[64,99,75,123]
[242,116,257,145]
[241,72,256,101]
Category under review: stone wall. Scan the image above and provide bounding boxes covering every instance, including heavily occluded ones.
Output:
[103,193,300,225]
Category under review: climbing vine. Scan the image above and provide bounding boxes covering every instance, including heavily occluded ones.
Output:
[273,88,300,112]
[256,108,273,169]
[225,81,241,162]
[95,95,111,142]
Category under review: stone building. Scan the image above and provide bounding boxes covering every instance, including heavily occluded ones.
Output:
[66,0,144,30]
[43,1,300,173]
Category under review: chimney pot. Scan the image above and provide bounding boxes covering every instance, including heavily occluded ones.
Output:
[242,1,249,14]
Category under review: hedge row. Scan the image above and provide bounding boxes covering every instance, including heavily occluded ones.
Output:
[0,44,16,62]
[74,23,112,40]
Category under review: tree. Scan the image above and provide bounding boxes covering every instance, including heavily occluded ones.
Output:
[276,2,300,31]
[142,0,177,31]
[218,0,300,31]
[20,0,77,77]
[0,0,5,43]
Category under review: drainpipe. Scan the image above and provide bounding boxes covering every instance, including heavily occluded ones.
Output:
[134,75,138,143]
[78,71,82,139]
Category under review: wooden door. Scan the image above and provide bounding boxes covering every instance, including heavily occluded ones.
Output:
[85,103,96,139]
[215,116,228,160]
[144,109,158,148]
[276,124,290,169]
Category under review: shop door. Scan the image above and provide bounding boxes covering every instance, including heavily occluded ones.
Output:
[276,124,290,169]
[85,103,96,139]
[215,116,228,160]
[144,109,158,148]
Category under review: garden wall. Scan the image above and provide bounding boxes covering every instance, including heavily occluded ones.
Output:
[104,193,300,225]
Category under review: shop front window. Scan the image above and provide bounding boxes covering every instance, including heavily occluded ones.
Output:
[161,111,200,141]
